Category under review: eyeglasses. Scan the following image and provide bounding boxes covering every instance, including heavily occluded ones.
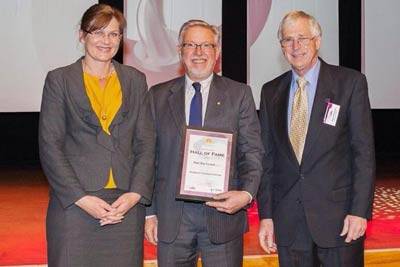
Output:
[181,42,217,51]
[85,30,122,41]
[280,36,317,48]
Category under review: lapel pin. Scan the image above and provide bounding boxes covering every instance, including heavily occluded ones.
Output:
[217,101,221,106]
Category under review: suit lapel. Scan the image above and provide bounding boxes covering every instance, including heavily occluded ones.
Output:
[67,59,131,129]
[168,76,186,136]
[204,74,226,128]
[272,72,299,166]
[66,58,132,152]
[110,60,130,128]
[302,60,334,163]
[66,58,101,128]
[167,74,229,133]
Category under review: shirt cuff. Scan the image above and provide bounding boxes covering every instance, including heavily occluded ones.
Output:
[243,191,253,203]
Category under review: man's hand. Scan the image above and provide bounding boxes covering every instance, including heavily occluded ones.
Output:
[340,215,367,243]
[75,195,116,219]
[258,219,277,254]
[145,216,158,245]
[205,191,251,214]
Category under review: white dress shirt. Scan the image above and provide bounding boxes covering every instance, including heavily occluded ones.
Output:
[184,74,213,126]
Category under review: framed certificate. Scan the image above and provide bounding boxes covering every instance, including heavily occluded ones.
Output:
[176,127,235,202]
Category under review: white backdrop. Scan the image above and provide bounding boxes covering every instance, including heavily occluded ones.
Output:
[364,0,400,109]
[248,0,339,109]
[0,0,398,112]
[123,0,222,87]
[0,0,96,112]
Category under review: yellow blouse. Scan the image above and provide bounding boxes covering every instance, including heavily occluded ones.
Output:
[83,71,122,189]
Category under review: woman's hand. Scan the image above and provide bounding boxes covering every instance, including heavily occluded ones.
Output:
[111,192,142,214]
[99,192,142,226]
[75,195,116,219]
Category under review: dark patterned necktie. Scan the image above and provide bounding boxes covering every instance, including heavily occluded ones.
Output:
[189,82,202,127]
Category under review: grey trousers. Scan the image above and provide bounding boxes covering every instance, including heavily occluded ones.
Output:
[157,202,243,267]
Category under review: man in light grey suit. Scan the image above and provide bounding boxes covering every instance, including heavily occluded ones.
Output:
[144,20,263,267]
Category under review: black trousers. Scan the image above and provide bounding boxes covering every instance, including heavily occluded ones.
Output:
[277,211,364,267]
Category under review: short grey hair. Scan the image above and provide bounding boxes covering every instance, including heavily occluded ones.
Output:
[277,10,322,40]
[178,19,220,46]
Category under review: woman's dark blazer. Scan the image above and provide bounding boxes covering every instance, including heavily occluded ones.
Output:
[39,58,156,208]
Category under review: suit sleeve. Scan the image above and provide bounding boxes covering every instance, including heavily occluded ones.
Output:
[257,86,274,219]
[129,74,156,205]
[145,87,157,216]
[39,71,86,208]
[348,74,376,219]
[236,85,264,198]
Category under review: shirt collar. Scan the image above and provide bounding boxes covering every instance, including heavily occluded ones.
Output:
[185,73,214,92]
[291,59,321,87]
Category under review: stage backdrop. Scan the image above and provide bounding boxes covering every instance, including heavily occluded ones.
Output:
[363,0,400,109]
[123,0,222,87]
[0,0,96,112]
[248,0,339,109]
[1,0,399,112]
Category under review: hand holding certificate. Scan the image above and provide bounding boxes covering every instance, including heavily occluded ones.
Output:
[176,127,235,202]
[205,190,252,214]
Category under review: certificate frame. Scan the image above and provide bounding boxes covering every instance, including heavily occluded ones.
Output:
[176,126,236,202]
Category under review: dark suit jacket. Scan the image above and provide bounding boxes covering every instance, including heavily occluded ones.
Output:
[147,74,263,244]
[39,59,155,209]
[257,59,375,247]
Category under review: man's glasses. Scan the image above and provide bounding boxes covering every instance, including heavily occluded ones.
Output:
[280,36,318,48]
[181,42,217,51]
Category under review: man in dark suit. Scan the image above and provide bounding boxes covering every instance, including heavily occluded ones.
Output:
[257,11,375,267]
[144,20,263,267]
